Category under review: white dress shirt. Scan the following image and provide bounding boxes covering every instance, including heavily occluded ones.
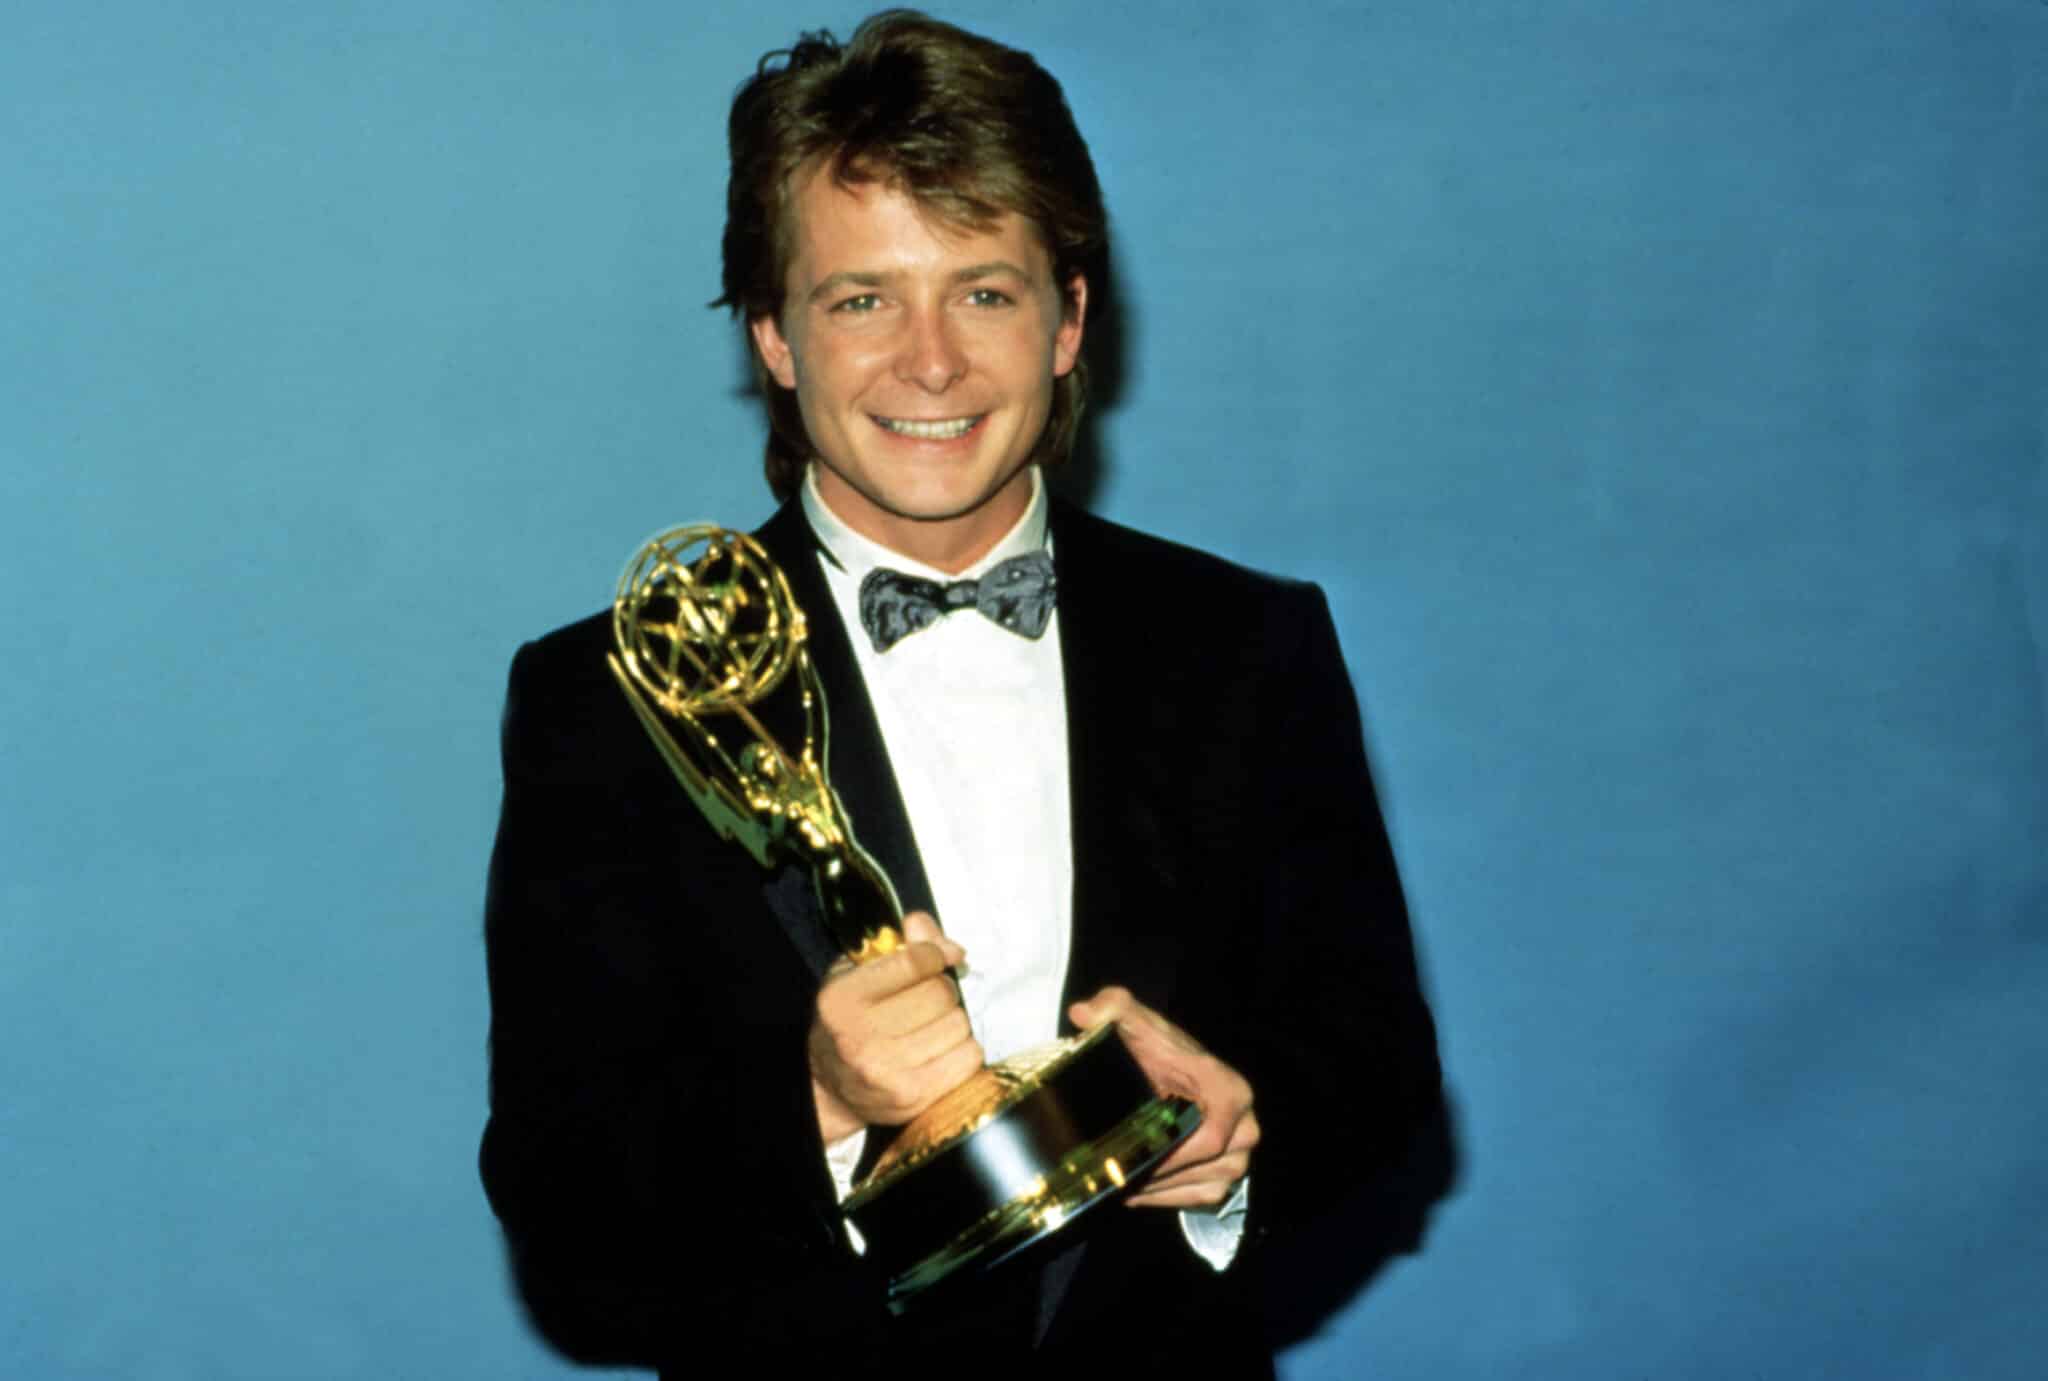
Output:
[800,465,1246,1269]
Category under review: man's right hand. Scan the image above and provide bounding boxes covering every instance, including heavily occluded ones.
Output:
[808,911,982,1144]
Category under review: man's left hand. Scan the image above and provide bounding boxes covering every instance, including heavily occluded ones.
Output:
[1067,987,1258,1210]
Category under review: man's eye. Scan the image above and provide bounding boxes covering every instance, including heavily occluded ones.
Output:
[832,293,882,313]
[966,288,1013,307]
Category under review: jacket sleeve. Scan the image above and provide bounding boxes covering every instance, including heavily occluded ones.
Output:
[1232,584,1447,1251]
[477,635,893,1369]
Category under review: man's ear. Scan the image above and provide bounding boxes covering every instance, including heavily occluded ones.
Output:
[749,313,799,390]
[1053,274,1088,379]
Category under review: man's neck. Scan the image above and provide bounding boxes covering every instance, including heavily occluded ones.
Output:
[802,465,1047,579]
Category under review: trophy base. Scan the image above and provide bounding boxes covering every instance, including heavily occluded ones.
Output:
[842,1023,1202,1308]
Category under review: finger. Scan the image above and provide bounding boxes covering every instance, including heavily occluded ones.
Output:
[1151,1115,1233,1177]
[865,970,970,1037]
[835,938,963,1005]
[1070,989,1206,1062]
[1066,985,1134,1031]
[825,996,978,1090]
[1127,1148,1252,1204]
[915,1034,985,1096]
[1124,1171,1248,1210]
[1149,1078,1255,1173]
[1140,1136,1255,1191]
[899,910,966,969]
[1129,1112,1257,1201]
[888,937,965,986]
[835,913,960,996]
[885,1004,976,1069]
[1126,1159,1250,1203]
[1116,1006,1204,1058]
[872,1034,986,1124]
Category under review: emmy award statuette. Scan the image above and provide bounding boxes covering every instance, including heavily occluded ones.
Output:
[605,525,1201,1306]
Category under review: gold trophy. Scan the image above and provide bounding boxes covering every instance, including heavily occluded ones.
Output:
[606,525,1200,1305]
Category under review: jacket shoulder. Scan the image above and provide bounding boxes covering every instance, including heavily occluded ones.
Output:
[514,607,614,676]
[1053,501,1302,583]
[1050,500,1327,633]
[496,608,650,785]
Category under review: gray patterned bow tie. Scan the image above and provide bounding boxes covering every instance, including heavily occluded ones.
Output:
[857,551,1058,653]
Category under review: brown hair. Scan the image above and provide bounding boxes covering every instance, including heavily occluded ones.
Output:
[716,9,1108,500]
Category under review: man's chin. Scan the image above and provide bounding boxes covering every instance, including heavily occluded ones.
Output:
[816,466,1037,569]
[886,475,1035,531]
[820,464,1029,522]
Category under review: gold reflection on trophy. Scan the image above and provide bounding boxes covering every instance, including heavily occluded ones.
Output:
[607,526,903,964]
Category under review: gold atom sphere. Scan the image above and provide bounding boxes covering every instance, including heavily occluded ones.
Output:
[612,526,805,715]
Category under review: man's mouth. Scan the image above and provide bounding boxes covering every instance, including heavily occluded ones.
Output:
[874,415,982,441]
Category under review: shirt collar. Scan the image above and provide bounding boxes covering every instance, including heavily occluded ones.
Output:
[799,464,1050,583]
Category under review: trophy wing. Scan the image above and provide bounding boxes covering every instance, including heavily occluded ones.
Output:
[606,650,777,867]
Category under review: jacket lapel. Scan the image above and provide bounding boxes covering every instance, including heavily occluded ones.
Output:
[755,502,937,930]
[1048,501,1187,1023]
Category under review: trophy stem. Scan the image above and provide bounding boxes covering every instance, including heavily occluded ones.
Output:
[812,846,906,963]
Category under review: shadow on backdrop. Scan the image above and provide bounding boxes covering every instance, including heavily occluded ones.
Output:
[1045,236,1124,513]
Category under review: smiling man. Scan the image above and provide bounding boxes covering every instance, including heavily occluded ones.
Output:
[480,10,1442,1374]
[748,168,1085,573]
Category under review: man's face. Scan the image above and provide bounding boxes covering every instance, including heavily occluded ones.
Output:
[750,166,1086,572]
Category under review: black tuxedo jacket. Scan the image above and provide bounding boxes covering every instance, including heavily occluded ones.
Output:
[480,498,1441,1375]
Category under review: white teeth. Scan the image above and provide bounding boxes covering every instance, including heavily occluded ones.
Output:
[879,416,978,440]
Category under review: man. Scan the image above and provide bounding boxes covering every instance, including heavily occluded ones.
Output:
[481,11,1441,1374]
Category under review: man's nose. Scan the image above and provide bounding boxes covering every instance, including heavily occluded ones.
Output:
[895,306,967,391]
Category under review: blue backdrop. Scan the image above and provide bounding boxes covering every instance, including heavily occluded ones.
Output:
[5,2,2044,1377]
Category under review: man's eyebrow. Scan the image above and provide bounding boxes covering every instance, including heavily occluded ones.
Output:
[952,260,1034,283]
[804,260,1038,305]
[806,271,886,305]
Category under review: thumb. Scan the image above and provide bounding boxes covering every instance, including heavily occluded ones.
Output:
[1067,985,1134,1033]
[900,909,966,969]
